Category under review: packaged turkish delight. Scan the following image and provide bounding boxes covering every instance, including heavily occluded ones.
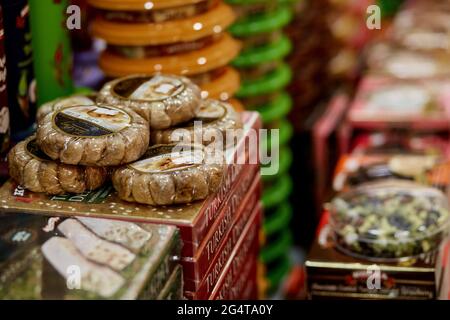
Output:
[0,213,181,300]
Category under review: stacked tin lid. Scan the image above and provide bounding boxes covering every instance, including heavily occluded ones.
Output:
[87,0,242,103]
[227,0,294,295]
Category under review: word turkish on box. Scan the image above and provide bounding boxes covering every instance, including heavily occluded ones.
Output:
[181,163,260,259]
[185,203,262,300]
[0,112,262,257]
[183,173,262,292]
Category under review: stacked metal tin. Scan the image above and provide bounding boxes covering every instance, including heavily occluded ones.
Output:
[88,0,242,105]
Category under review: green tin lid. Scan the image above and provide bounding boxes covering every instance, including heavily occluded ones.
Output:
[262,174,293,209]
[237,63,292,98]
[258,91,292,124]
[233,35,292,68]
[266,254,291,290]
[262,147,292,183]
[229,5,293,37]
[261,230,293,264]
[264,202,293,236]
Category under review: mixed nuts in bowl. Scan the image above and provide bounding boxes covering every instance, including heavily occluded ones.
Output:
[328,180,450,261]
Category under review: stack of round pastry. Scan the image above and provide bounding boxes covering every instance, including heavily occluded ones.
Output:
[88,0,242,104]
[227,0,294,295]
[8,74,241,206]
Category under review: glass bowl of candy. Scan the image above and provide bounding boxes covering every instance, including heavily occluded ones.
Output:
[328,180,450,261]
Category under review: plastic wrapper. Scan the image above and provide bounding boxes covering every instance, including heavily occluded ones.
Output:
[8,136,108,195]
[151,99,242,146]
[0,213,181,299]
[98,74,201,129]
[0,112,261,248]
[112,143,225,206]
[37,94,97,122]
[36,104,149,166]
[90,1,235,46]
[329,180,450,261]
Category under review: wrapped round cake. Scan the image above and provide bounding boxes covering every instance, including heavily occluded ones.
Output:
[37,94,97,122]
[151,99,242,146]
[98,34,241,78]
[8,136,108,195]
[112,144,225,205]
[36,103,149,166]
[89,0,235,46]
[98,75,201,129]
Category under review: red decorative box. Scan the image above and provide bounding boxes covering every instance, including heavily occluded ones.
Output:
[183,173,261,291]
[185,202,262,300]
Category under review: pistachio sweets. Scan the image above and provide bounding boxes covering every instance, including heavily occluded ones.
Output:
[112,144,225,206]
[36,103,149,166]
[8,136,108,195]
[37,94,97,122]
[151,99,242,146]
[330,181,450,261]
[98,74,201,130]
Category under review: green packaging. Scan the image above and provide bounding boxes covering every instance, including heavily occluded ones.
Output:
[29,0,73,106]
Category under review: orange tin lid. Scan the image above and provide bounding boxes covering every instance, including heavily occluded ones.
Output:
[88,0,205,11]
[91,2,235,46]
[200,66,240,101]
[99,33,241,77]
